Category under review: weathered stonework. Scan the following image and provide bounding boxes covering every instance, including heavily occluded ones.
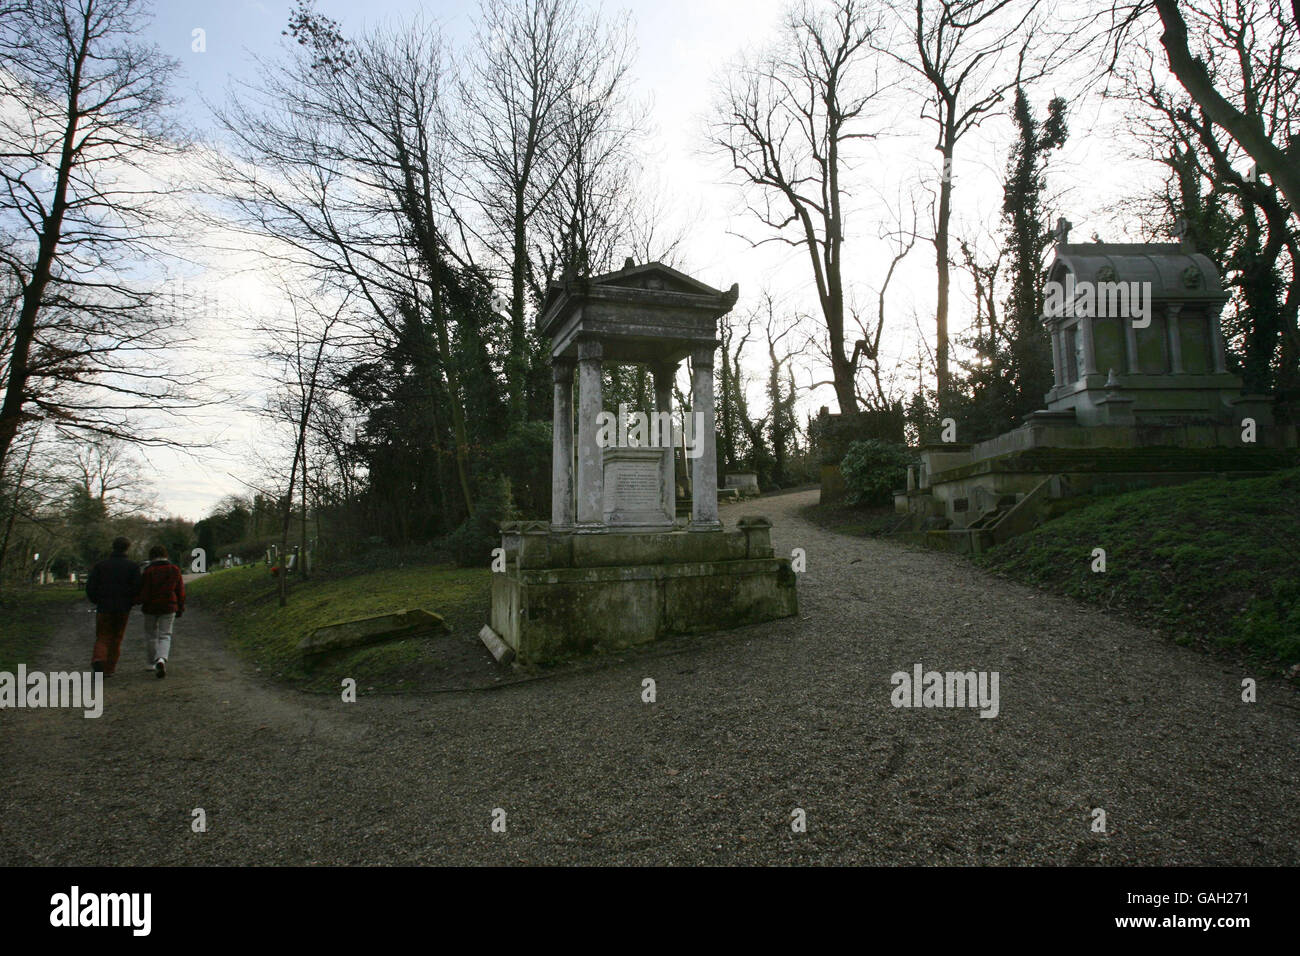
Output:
[299,608,448,657]
[487,519,797,664]
[481,261,798,664]
[895,226,1298,552]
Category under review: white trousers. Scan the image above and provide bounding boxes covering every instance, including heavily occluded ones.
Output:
[142,613,175,663]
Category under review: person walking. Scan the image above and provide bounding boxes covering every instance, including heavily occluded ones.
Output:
[86,536,142,677]
[137,545,185,679]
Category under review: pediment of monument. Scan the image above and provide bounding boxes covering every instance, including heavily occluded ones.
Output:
[538,260,738,348]
[592,261,724,297]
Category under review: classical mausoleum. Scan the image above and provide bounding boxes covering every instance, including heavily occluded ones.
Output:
[481,261,798,664]
[896,223,1298,552]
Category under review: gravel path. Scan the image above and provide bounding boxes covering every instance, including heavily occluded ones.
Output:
[2,488,1296,865]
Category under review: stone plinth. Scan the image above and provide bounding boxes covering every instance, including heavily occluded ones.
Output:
[487,518,796,664]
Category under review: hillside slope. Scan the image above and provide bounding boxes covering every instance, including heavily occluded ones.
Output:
[977,469,1300,669]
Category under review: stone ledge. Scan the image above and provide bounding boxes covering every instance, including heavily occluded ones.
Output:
[517,556,792,586]
[298,608,448,657]
[504,523,776,570]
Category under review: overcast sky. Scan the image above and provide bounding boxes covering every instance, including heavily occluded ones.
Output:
[131,0,1171,520]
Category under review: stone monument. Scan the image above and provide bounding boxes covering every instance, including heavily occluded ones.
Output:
[895,221,1298,553]
[482,260,799,664]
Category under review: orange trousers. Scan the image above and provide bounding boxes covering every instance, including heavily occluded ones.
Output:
[92,612,131,675]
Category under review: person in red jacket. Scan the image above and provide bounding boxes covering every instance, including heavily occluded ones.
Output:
[136,545,186,679]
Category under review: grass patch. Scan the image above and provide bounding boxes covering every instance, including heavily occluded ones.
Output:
[0,586,85,672]
[188,563,491,693]
[976,468,1300,670]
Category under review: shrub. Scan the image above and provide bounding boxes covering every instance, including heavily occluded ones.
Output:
[443,474,517,567]
[840,439,912,507]
[482,420,551,519]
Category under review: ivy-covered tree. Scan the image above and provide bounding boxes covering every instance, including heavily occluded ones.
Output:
[955,88,1067,439]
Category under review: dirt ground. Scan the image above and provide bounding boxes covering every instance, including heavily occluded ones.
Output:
[2,489,1296,865]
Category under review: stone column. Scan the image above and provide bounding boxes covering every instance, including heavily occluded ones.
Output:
[1166,303,1183,373]
[1125,312,1141,374]
[550,359,574,531]
[689,346,721,531]
[652,361,677,524]
[1049,323,1064,388]
[1080,316,1098,377]
[575,340,605,530]
[1208,303,1227,373]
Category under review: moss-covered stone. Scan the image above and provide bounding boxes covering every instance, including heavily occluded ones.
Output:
[490,540,798,664]
[298,608,448,657]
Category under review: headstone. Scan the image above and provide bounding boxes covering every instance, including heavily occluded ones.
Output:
[724,473,760,498]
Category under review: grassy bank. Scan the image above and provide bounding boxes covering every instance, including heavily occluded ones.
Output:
[0,587,85,672]
[188,563,491,693]
[976,469,1300,670]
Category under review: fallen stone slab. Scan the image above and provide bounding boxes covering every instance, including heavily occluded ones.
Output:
[298,608,449,657]
[478,624,516,665]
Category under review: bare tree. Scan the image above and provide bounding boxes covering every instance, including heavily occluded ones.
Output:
[68,436,152,513]
[529,17,644,289]
[857,203,921,410]
[710,0,886,416]
[0,0,189,478]
[878,0,1056,406]
[762,301,803,485]
[209,10,479,516]
[258,284,344,606]
[1107,0,1300,218]
[458,0,636,421]
[718,306,759,471]
[1110,0,1299,390]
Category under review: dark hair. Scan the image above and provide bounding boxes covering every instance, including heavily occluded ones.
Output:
[111,536,131,553]
[149,545,167,560]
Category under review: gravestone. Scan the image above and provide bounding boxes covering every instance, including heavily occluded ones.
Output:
[725,473,760,498]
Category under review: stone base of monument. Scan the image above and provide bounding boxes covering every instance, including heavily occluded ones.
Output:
[485,517,797,664]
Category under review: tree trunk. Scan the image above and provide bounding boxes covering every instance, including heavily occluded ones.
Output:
[300,440,309,580]
[509,189,529,424]
[0,435,37,600]
[0,30,86,479]
[935,139,955,406]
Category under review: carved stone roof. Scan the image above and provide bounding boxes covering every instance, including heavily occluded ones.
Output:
[539,261,734,328]
[1045,242,1227,301]
[538,261,739,363]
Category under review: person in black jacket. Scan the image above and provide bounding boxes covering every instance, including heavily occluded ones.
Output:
[85,536,142,676]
